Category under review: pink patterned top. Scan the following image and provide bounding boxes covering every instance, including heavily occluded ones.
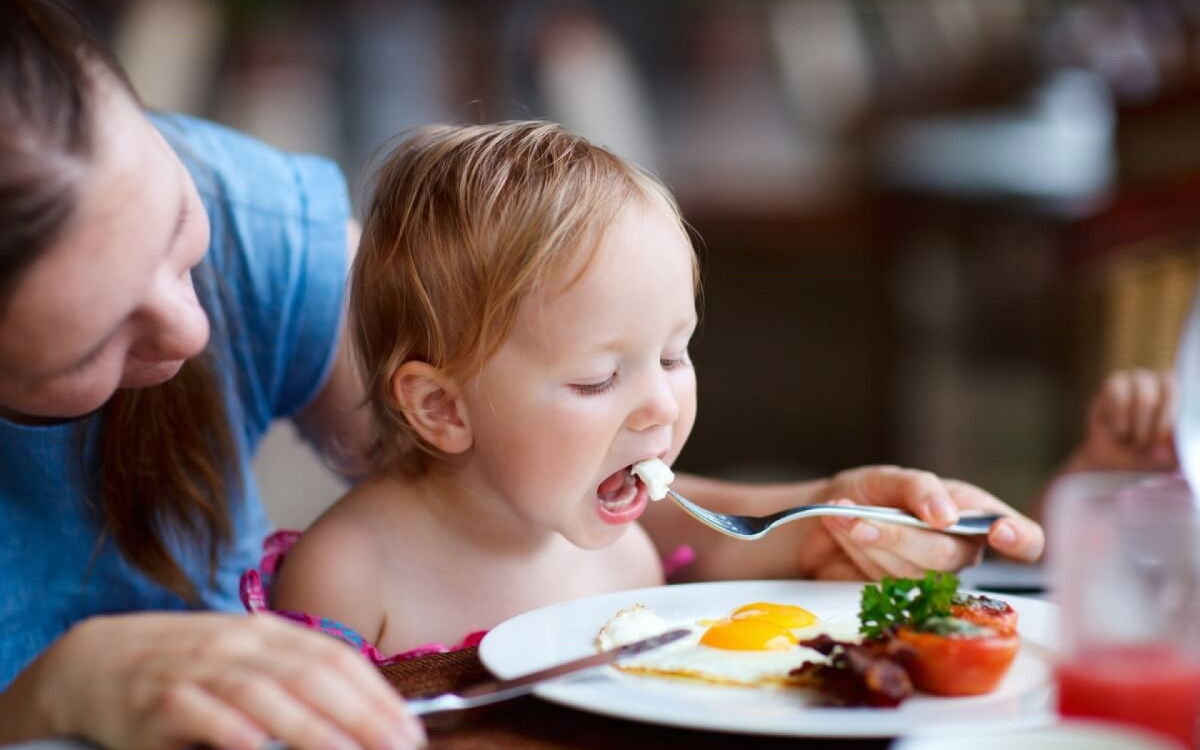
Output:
[239,530,695,666]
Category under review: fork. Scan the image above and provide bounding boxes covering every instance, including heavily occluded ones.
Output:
[665,489,1001,540]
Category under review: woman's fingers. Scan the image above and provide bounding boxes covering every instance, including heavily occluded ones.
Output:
[827,514,982,577]
[835,466,960,529]
[822,467,966,575]
[864,468,962,528]
[817,515,888,580]
[207,666,363,750]
[847,535,931,579]
[818,500,963,579]
[52,613,426,750]
[143,683,268,750]
[861,519,983,573]
[822,466,1044,573]
[261,617,415,729]
[240,617,425,750]
[252,658,411,750]
[942,480,1044,562]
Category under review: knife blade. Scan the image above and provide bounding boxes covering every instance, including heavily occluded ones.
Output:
[407,627,691,716]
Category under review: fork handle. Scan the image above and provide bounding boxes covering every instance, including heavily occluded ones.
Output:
[779,505,1001,535]
[407,692,476,715]
[405,680,559,715]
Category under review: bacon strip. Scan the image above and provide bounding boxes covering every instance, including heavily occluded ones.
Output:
[790,635,914,708]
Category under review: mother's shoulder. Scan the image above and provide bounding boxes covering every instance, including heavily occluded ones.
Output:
[149,111,347,223]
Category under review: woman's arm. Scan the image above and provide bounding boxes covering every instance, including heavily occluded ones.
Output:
[640,466,1044,583]
[0,612,423,750]
[292,219,373,479]
[293,332,373,479]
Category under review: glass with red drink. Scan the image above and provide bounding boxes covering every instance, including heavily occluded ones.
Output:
[1048,473,1200,749]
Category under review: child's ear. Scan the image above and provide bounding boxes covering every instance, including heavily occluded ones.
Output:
[391,361,473,455]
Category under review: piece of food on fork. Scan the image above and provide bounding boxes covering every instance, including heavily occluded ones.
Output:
[632,458,675,501]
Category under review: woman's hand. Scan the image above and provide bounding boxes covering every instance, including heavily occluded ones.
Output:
[648,468,1043,583]
[0,612,425,750]
[803,466,1044,581]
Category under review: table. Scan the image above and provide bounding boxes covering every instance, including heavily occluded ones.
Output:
[381,648,891,750]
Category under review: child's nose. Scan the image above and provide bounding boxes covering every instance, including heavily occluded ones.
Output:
[628,370,680,431]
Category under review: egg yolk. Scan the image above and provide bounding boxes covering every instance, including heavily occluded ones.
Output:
[700,618,798,651]
[731,602,817,630]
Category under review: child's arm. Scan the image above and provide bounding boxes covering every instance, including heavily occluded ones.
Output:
[641,467,1042,584]
[291,219,372,479]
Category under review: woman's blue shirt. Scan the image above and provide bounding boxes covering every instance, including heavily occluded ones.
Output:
[0,113,350,688]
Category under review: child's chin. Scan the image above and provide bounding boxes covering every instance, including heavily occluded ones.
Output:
[570,520,632,550]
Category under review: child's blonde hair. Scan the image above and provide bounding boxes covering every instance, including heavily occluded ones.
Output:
[351,120,695,476]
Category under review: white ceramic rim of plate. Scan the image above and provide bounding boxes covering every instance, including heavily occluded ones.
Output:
[893,717,1182,750]
[478,579,1059,738]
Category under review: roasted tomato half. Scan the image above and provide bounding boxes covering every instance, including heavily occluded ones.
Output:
[894,622,1020,696]
[951,593,1019,637]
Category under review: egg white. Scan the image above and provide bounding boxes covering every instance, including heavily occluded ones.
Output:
[595,603,860,688]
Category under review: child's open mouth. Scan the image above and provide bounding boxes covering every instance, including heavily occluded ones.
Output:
[595,466,649,524]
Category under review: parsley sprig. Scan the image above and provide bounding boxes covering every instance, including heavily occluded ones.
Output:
[859,570,959,639]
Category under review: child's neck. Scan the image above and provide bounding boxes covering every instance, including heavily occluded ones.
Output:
[397,467,566,559]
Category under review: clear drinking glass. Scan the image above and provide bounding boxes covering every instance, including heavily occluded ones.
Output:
[1048,472,1200,748]
[1176,286,1200,499]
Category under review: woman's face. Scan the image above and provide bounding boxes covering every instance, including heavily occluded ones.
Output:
[0,81,210,420]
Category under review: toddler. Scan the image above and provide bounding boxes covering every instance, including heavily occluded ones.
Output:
[246,121,702,660]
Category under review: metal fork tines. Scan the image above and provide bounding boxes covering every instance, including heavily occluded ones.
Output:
[664,489,1001,541]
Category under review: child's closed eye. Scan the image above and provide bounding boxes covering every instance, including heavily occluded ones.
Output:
[571,375,617,395]
[661,353,691,370]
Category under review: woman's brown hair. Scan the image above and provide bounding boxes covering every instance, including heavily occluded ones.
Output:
[351,121,696,476]
[0,0,235,602]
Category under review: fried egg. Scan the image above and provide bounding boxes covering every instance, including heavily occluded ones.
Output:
[596,601,859,688]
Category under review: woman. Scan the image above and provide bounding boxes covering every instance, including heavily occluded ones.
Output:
[0,2,1042,749]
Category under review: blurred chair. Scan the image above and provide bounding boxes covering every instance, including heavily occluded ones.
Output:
[1063,173,1200,400]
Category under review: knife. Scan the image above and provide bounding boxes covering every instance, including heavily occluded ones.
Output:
[407,627,691,716]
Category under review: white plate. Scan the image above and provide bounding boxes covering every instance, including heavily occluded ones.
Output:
[478,580,1058,738]
[892,719,1181,750]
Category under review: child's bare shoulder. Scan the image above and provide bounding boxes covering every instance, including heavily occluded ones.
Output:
[270,479,415,635]
[290,481,394,563]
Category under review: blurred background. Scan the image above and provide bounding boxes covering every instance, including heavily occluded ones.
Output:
[72,0,1200,528]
